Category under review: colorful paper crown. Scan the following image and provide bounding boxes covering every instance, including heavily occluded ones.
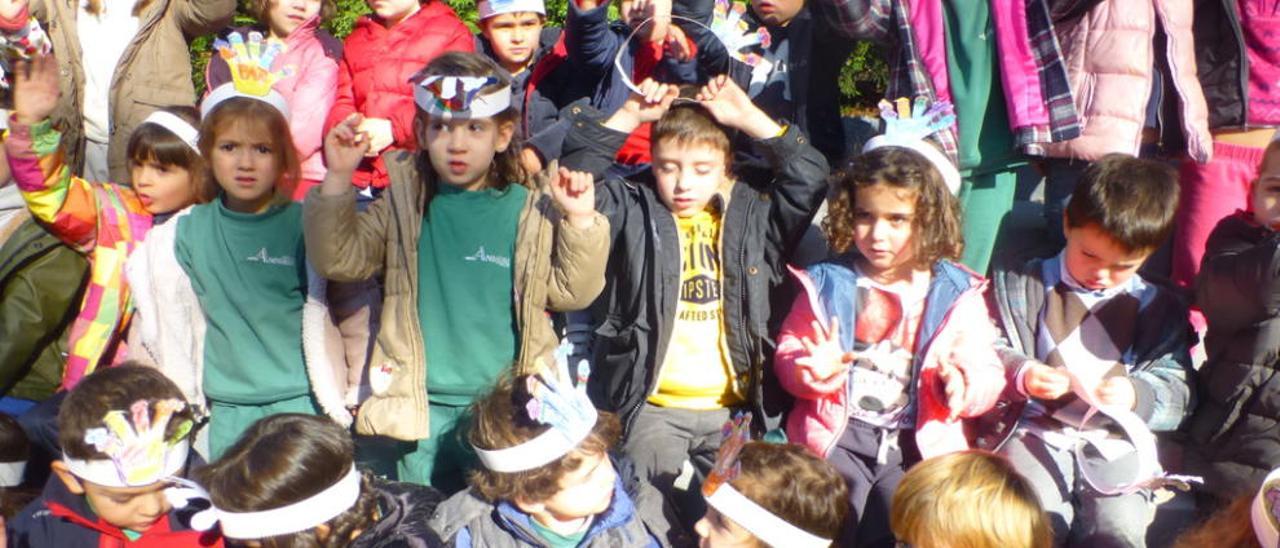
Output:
[702,413,751,497]
[472,340,599,473]
[413,75,512,121]
[0,19,52,88]
[201,31,292,119]
[862,97,961,195]
[478,0,546,19]
[63,399,193,487]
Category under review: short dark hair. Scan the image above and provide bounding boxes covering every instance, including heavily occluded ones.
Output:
[1064,154,1179,252]
[58,364,193,460]
[651,103,733,168]
[128,106,215,203]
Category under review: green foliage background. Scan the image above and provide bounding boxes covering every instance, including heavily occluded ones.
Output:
[191,0,885,111]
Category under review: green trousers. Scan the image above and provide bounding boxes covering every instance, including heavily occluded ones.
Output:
[396,402,476,493]
[207,394,321,459]
[958,167,1020,274]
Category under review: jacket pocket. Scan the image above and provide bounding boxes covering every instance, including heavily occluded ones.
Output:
[591,322,640,411]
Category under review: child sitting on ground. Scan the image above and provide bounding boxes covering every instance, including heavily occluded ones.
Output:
[5,364,217,547]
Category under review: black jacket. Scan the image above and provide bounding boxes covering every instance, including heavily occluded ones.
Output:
[1192,0,1252,130]
[1186,212,1280,500]
[560,105,829,436]
[350,478,446,548]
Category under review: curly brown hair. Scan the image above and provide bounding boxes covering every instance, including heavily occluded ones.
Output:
[728,442,849,543]
[196,414,379,548]
[468,373,620,504]
[823,146,963,269]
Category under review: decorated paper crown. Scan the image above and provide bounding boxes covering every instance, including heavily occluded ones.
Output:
[862,97,961,195]
[0,19,52,88]
[472,340,599,473]
[1253,467,1280,548]
[413,75,512,121]
[201,32,292,119]
[701,415,833,548]
[62,399,193,488]
[478,0,546,19]
[168,464,362,540]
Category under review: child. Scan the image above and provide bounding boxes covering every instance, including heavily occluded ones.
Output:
[308,51,608,489]
[557,75,828,507]
[427,357,680,546]
[206,0,342,200]
[127,54,361,458]
[191,413,445,547]
[695,425,849,548]
[1185,139,1280,506]
[890,450,1052,548]
[323,0,473,191]
[6,52,210,390]
[0,0,235,182]
[5,364,218,546]
[979,154,1193,546]
[773,107,1005,546]
[0,413,36,518]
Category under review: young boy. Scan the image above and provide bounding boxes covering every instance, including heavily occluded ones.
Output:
[977,154,1194,546]
[323,0,473,191]
[428,362,680,546]
[559,76,828,507]
[5,364,217,547]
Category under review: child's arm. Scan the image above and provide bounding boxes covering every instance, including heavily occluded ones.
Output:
[812,0,894,42]
[933,291,1007,418]
[304,114,390,281]
[170,0,236,37]
[1197,220,1280,335]
[560,80,678,178]
[566,0,628,75]
[544,167,610,311]
[774,289,852,399]
[1126,290,1194,432]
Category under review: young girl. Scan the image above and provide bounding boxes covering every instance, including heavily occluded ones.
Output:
[128,76,360,458]
[194,413,445,547]
[891,451,1052,548]
[0,0,235,182]
[323,0,473,192]
[695,437,850,548]
[309,51,607,489]
[6,52,210,390]
[774,143,1005,546]
[206,0,341,201]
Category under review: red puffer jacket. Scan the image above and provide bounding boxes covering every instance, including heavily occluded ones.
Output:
[324,2,473,189]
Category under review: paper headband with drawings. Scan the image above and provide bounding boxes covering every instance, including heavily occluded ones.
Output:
[413,75,513,121]
[61,399,193,488]
[862,97,961,195]
[701,415,833,548]
[613,0,774,102]
[141,111,200,153]
[201,32,292,119]
[472,340,598,473]
[167,464,362,539]
[1252,467,1280,547]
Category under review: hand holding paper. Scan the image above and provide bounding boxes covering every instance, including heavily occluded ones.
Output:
[1094,376,1137,411]
[1023,362,1071,401]
[357,117,394,157]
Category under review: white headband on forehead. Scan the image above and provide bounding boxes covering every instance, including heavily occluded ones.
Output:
[168,464,362,540]
[202,82,292,120]
[862,97,961,195]
[706,484,832,548]
[479,0,546,19]
[0,460,26,487]
[62,398,194,488]
[142,111,200,153]
[414,75,512,121]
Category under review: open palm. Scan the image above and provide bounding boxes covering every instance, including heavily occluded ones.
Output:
[13,52,59,125]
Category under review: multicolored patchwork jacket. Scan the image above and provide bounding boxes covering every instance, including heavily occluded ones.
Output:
[7,117,154,389]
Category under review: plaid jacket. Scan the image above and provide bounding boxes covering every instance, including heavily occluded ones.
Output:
[8,118,154,389]
[816,0,1080,162]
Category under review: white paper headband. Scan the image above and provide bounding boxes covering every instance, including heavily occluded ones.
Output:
[0,460,26,487]
[201,82,292,121]
[479,0,545,19]
[706,484,831,548]
[169,464,362,540]
[142,111,200,154]
[473,405,599,473]
[62,440,189,488]
[414,75,512,121]
[862,135,961,196]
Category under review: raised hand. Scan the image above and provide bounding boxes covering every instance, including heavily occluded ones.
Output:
[12,52,59,125]
[321,113,369,194]
[0,0,27,19]
[629,0,672,44]
[936,361,967,420]
[1022,362,1070,401]
[605,78,678,133]
[795,317,855,384]
[696,74,780,139]
[357,117,393,157]
[550,167,597,229]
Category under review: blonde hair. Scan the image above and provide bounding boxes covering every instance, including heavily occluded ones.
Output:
[891,451,1051,548]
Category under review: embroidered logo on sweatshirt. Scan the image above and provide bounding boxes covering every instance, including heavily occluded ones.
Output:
[246,247,296,267]
[464,246,511,269]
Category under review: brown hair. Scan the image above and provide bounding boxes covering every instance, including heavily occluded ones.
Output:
[891,451,1052,548]
[728,442,849,543]
[199,97,302,199]
[250,0,337,27]
[129,106,216,204]
[824,146,963,267]
[57,364,193,460]
[0,414,37,517]
[411,51,525,208]
[468,373,621,504]
[197,414,380,548]
[1173,495,1262,548]
[84,0,153,16]
[650,103,733,169]
[1064,153,1179,253]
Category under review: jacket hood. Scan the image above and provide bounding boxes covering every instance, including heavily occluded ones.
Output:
[349,478,447,547]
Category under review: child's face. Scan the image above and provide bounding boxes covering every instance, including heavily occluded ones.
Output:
[422,115,515,190]
[852,184,918,281]
[695,506,761,548]
[750,0,805,27]
[53,464,171,533]
[652,139,729,218]
[367,0,419,26]
[525,450,617,524]
[130,158,195,215]
[1252,153,1280,230]
[1061,222,1150,290]
[266,0,322,38]
[210,121,283,213]
[481,13,544,72]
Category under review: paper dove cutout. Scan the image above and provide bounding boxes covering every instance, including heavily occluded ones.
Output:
[525,339,596,442]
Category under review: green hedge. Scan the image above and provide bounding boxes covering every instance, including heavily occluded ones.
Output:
[191,0,884,110]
